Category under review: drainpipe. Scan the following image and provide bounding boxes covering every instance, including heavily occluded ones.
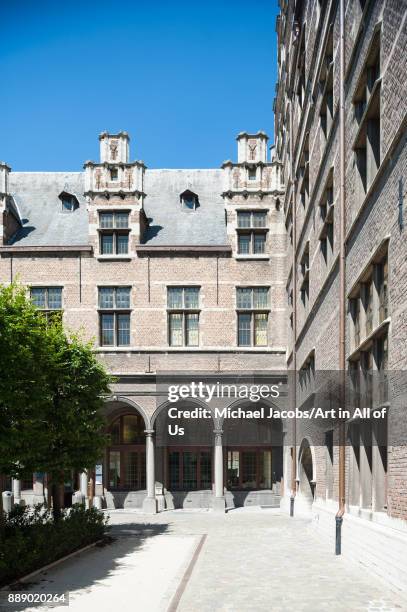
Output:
[336,0,346,555]
[290,93,297,518]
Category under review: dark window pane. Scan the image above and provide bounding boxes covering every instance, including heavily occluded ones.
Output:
[117,314,130,346]
[48,287,62,309]
[227,451,240,489]
[183,196,195,210]
[122,414,144,444]
[200,452,212,489]
[116,287,131,309]
[115,213,129,229]
[252,212,267,228]
[109,418,120,444]
[186,313,199,346]
[237,288,252,309]
[183,452,198,489]
[238,234,251,254]
[101,234,113,254]
[253,287,269,308]
[117,234,128,254]
[124,452,138,489]
[184,287,199,309]
[31,288,46,308]
[99,287,114,309]
[109,451,120,488]
[241,451,257,488]
[169,313,183,346]
[169,452,180,489]
[100,213,114,229]
[168,287,183,309]
[238,313,252,346]
[62,198,73,211]
[237,212,251,228]
[101,313,114,345]
[253,233,266,254]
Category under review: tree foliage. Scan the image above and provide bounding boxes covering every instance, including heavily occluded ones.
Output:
[0,283,114,517]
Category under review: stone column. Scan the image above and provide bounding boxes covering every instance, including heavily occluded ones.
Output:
[80,471,88,497]
[12,479,21,505]
[213,429,226,512]
[142,430,157,514]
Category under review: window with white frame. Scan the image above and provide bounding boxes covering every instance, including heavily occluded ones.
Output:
[236,287,269,346]
[98,286,131,346]
[167,287,200,346]
[237,211,267,255]
[99,211,130,255]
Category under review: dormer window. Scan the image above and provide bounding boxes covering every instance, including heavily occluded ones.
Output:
[248,167,257,181]
[58,191,79,212]
[110,168,119,182]
[180,189,198,211]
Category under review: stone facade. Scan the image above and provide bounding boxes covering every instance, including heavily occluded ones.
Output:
[274,0,407,590]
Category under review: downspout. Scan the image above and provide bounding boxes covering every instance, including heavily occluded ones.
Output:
[290,95,297,517]
[336,0,346,555]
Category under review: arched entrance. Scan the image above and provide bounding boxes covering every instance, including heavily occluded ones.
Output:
[153,400,215,509]
[222,403,283,508]
[103,399,149,509]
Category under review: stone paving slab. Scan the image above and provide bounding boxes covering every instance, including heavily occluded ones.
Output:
[4,509,407,612]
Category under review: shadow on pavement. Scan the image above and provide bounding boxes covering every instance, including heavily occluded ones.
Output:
[3,522,170,611]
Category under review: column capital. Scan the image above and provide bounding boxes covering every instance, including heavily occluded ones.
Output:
[213,429,223,436]
[144,429,155,436]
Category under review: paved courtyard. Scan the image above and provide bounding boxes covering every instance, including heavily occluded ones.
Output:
[4,509,407,612]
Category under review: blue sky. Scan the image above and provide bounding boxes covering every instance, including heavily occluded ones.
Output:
[0,1,279,170]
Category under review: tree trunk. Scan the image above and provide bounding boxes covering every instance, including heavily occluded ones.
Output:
[51,479,61,521]
[88,471,94,509]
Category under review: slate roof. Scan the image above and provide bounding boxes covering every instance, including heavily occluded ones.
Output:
[143,169,227,246]
[8,173,88,247]
[7,168,228,248]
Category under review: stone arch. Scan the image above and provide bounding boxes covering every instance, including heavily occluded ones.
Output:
[150,397,217,430]
[220,398,284,507]
[104,395,150,429]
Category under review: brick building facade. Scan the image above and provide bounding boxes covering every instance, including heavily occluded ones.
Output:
[0,130,287,513]
[274,0,407,590]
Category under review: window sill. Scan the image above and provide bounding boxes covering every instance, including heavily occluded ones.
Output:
[97,255,132,261]
[347,317,390,361]
[94,346,286,353]
[235,255,270,261]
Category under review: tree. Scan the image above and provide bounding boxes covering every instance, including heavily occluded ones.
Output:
[37,323,113,519]
[0,284,53,530]
[0,283,114,522]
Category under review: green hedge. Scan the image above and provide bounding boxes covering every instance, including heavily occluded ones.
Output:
[0,503,109,586]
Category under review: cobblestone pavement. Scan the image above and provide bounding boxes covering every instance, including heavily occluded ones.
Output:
[9,508,407,612]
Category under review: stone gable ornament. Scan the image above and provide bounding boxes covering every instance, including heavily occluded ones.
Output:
[263,167,271,188]
[125,168,133,189]
[95,168,103,190]
[110,140,119,160]
[232,168,240,189]
[248,140,257,160]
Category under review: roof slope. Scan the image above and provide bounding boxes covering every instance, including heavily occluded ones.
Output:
[143,169,227,246]
[8,173,88,247]
[6,169,228,248]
